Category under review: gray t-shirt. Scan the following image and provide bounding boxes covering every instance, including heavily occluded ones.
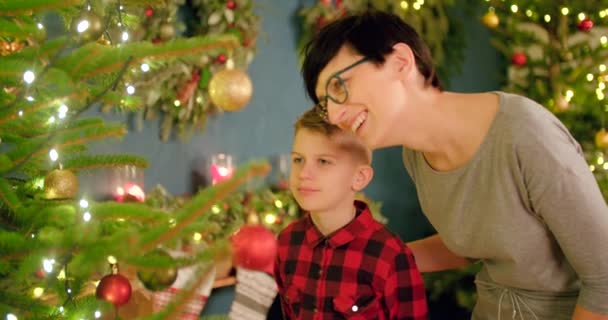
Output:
[402,92,608,319]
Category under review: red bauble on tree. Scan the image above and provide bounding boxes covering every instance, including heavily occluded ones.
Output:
[231,224,278,273]
[216,53,227,64]
[578,18,594,32]
[511,52,527,67]
[145,6,154,17]
[96,271,132,307]
[226,1,236,10]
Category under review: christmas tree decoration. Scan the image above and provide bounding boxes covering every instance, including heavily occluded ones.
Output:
[297,0,468,84]
[96,267,133,307]
[208,68,253,112]
[230,225,278,273]
[482,11,500,28]
[578,18,594,32]
[136,249,179,291]
[44,169,79,200]
[71,11,104,42]
[126,0,260,140]
[595,129,608,149]
[511,52,527,67]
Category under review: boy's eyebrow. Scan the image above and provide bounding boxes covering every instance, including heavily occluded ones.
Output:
[290,151,338,158]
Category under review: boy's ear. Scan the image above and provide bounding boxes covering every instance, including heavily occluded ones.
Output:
[352,165,373,192]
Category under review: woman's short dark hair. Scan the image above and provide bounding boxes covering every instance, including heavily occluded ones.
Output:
[301,10,442,104]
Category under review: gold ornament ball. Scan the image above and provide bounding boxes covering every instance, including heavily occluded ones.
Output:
[44,169,79,199]
[482,11,500,28]
[596,129,608,149]
[208,69,253,112]
[72,11,104,41]
[159,23,176,40]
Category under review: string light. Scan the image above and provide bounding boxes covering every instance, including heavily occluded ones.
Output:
[49,149,59,162]
[544,14,551,22]
[193,232,202,241]
[37,23,44,29]
[6,314,18,320]
[525,10,533,17]
[578,13,586,21]
[173,100,181,107]
[107,256,117,264]
[400,1,408,10]
[211,205,221,214]
[23,70,35,84]
[94,311,101,318]
[561,7,569,15]
[121,31,129,42]
[18,110,23,117]
[48,116,56,124]
[79,199,89,208]
[140,63,150,72]
[587,74,595,81]
[32,287,44,298]
[58,104,68,119]
[83,211,91,222]
[43,258,54,273]
[274,199,283,208]
[26,96,34,101]
[126,84,135,95]
[264,213,277,224]
[510,5,518,13]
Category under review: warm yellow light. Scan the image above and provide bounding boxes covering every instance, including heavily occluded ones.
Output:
[510,5,518,13]
[107,256,117,264]
[193,232,202,241]
[561,7,569,15]
[544,15,551,22]
[400,1,408,9]
[587,73,595,81]
[33,287,44,298]
[274,200,284,208]
[578,13,586,20]
[264,213,277,225]
[212,205,221,214]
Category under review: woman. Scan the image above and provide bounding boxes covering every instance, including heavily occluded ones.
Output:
[300,10,608,320]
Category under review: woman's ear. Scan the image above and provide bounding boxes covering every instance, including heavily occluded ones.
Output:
[390,42,416,74]
[352,165,374,192]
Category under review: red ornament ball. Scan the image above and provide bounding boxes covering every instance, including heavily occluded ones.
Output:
[216,54,227,64]
[231,225,278,273]
[96,273,132,306]
[226,1,236,10]
[145,7,154,17]
[511,52,527,67]
[578,18,594,32]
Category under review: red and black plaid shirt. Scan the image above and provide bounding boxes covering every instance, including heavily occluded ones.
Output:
[274,201,428,320]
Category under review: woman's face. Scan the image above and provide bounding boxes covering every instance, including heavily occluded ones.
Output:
[314,46,411,150]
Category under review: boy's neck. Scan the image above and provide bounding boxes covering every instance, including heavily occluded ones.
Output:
[310,200,357,236]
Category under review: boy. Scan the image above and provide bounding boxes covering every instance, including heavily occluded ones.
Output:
[274,108,428,319]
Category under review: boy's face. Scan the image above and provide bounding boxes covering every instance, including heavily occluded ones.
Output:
[289,128,368,213]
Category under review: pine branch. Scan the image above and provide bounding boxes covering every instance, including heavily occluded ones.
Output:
[0,0,81,16]
[62,154,148,171]
[3,56,133,176]
[0,178,21,212]
[140,161,271,252]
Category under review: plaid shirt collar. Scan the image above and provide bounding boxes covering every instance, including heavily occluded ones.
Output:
[303,200,374,248]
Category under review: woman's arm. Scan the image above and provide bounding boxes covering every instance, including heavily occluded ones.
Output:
[407,234,470,273]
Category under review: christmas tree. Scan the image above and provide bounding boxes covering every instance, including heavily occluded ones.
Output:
[0,1,270,319]
[481,0,608,198]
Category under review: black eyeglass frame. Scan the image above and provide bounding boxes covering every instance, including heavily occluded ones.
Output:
[316,57,370,121]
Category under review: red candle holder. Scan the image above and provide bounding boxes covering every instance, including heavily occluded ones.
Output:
[112,165,145,202]
[209,153,235,185]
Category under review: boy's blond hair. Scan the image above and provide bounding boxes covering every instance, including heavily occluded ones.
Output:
[294,108,372,164]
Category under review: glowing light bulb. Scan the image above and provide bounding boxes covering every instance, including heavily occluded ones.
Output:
[49,149,59,162]
[23,70,35,84]
[79,199,89,208]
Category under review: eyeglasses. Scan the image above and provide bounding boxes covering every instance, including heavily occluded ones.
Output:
[316,57,369,121]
